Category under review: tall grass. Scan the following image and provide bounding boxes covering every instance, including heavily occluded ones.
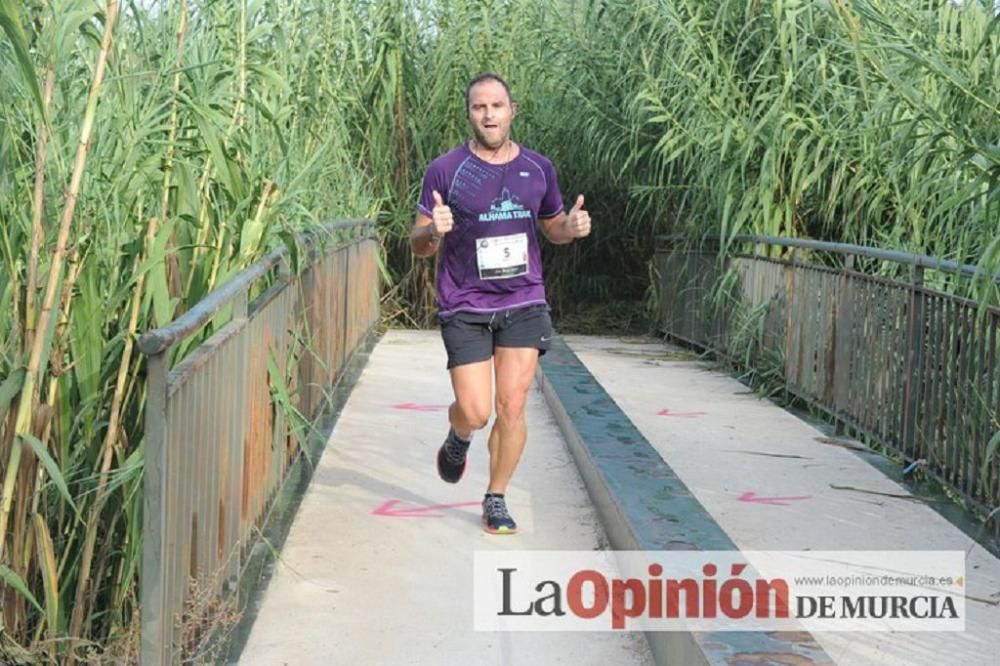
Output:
[0,0,375,659]
[1,0,998,659]
[546,0,999,299]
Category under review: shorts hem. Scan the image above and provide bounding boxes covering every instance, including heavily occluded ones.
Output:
[446,351,494,370]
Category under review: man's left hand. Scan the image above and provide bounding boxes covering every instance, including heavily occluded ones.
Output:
[564,194,591,238]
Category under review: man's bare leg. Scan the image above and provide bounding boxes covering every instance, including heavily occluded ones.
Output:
[448,359,493,438]
[437,359,493,484]
[487,347,538,494]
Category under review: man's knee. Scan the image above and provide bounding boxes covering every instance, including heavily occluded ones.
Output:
[455,400,491,431]
[495,390,528,425]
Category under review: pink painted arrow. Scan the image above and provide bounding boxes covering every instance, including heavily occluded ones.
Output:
[656,408,708,418]
[738,491,811,506]
[372,499,481,518]
[391,402,450,412]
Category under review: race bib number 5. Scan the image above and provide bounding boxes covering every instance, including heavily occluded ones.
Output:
[476,233,529,280]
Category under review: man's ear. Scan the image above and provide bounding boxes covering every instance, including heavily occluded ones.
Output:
[511,101,518,117]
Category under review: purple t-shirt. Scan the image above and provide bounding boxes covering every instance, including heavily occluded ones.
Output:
[418,143,564,317]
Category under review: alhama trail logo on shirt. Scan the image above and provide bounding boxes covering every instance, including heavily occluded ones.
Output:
[479,187,533,223]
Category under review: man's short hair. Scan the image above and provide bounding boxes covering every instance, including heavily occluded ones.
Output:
[465,73,512,112]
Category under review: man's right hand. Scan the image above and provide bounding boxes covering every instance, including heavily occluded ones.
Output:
[430,190,454,239]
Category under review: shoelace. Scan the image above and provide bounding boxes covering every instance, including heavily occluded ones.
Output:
[483,495,511,521]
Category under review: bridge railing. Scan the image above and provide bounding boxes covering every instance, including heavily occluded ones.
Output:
[137,219,379,664]
[656,234,999,543]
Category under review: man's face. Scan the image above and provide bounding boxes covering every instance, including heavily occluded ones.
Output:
[467,79,516,151]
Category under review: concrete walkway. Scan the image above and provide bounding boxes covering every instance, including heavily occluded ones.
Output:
[238,330,652,665]
[238,330,1000,665]
[564,335,1000,666]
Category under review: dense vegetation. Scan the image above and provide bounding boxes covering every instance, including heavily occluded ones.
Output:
[0,0,996,660]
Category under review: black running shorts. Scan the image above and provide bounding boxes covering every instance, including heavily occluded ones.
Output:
[439,305,553,369]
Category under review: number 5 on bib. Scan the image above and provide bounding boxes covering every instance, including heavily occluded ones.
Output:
[477,233,529,280]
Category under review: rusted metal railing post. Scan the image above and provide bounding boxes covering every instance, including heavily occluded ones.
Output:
[341,241,351,373]
[783,248,800,392]
[902,266,926,459]
[833,255,855,434]
[141,351,169,666]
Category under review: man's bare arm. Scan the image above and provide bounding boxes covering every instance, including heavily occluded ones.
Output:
[411,190,453,257]
[539,194,591,244]
[410,214,441,257]
[539,212,573,245]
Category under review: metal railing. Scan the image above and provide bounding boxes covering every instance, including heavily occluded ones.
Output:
[138,219,380,664]
[656,234,1000,542]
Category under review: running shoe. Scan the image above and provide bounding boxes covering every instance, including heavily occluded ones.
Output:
[482,493,517,534]
[436,428,469,483]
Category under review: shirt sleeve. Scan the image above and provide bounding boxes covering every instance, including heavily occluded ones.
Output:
[538,158,564,219]
[418,159,449,218]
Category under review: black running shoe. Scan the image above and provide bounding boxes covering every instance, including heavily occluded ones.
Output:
[482,493,517,534]
[436,428,469,483]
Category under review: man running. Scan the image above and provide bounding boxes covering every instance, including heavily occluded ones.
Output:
[409,73,591,534]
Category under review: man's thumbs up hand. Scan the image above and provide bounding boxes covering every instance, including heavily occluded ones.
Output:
[429,190,453,240]
[565,194,591,239]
